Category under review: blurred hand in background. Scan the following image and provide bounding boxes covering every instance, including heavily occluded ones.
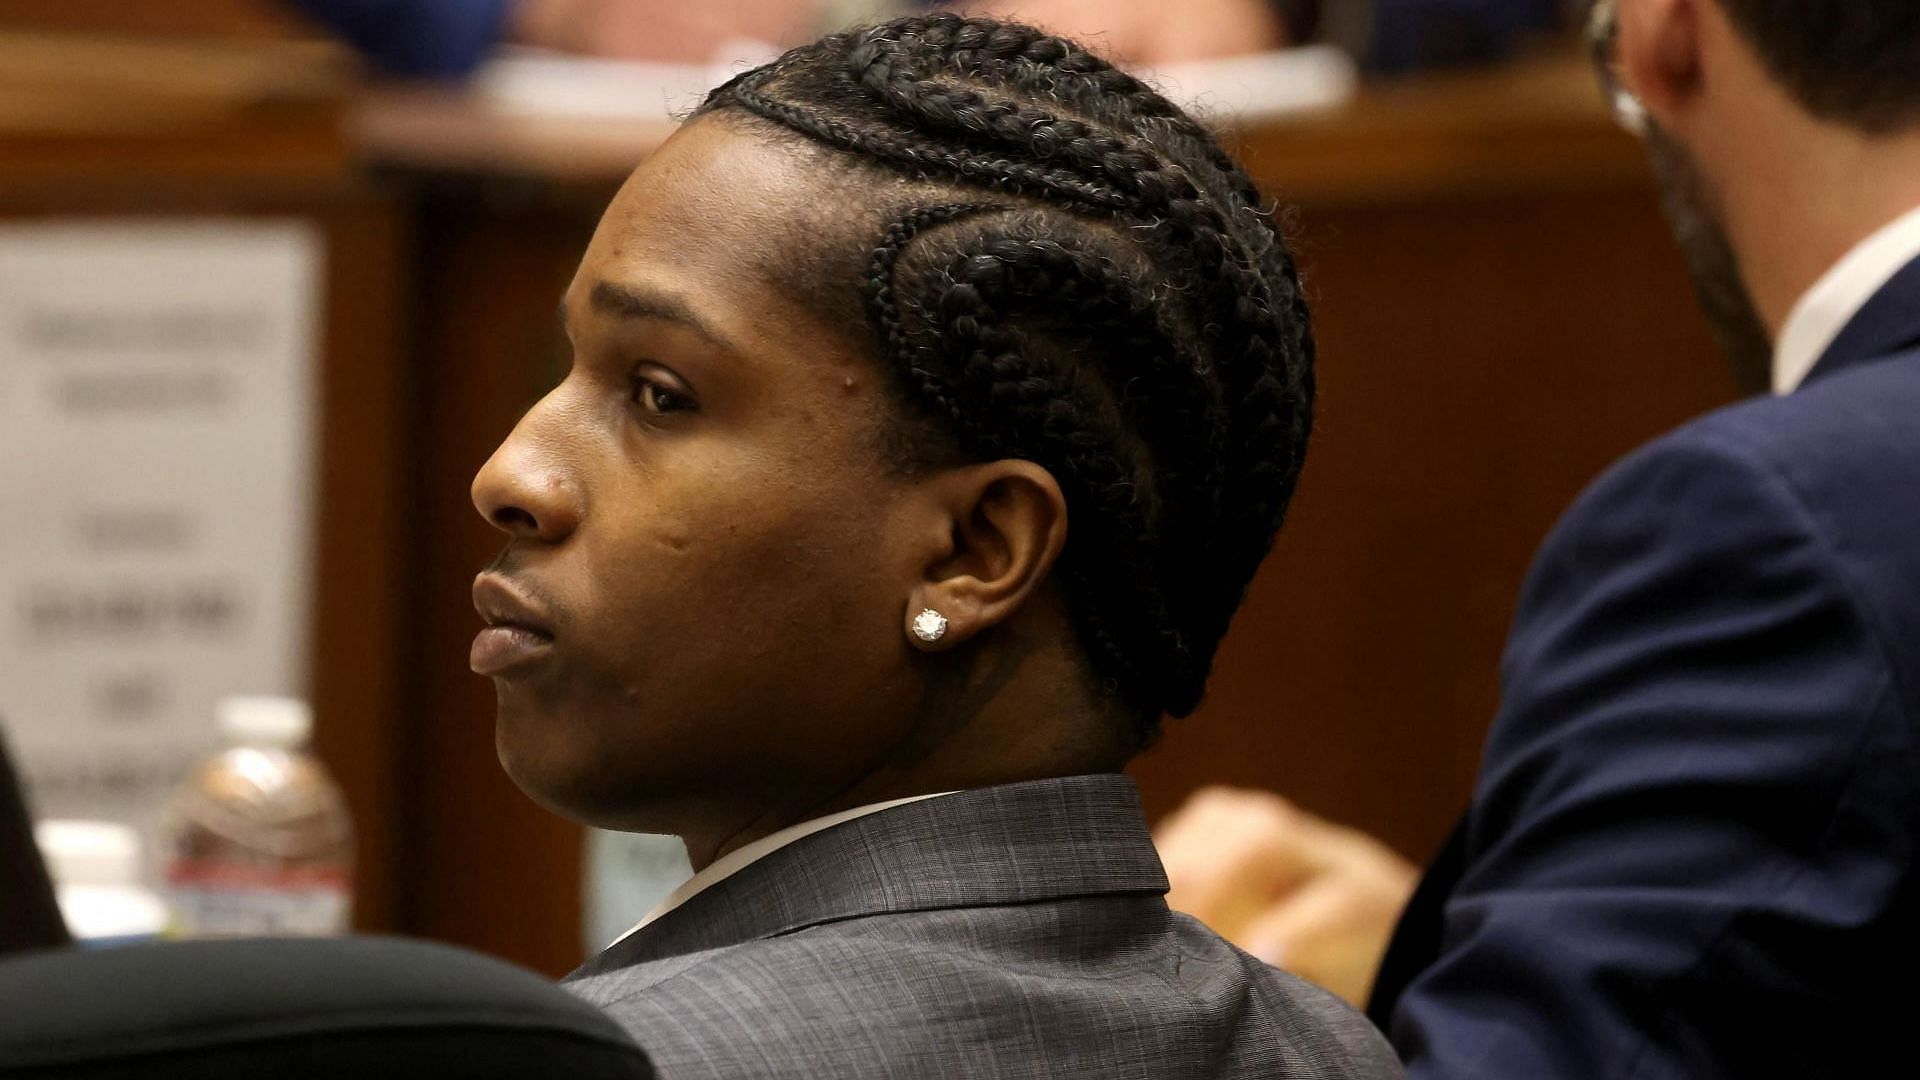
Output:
[1155,787,1417,1006]
[948,0,1290,67]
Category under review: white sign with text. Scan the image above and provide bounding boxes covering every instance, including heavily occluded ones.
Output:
[0,221,322,857]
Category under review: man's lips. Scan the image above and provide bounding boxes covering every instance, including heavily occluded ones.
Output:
[471,625,553,676]
[471,573,555,676]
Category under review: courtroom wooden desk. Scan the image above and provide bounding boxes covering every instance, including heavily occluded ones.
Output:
[355,51,1736,977]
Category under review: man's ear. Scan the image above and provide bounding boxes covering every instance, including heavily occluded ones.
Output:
[901,460,1068,652]
[1619,0,1705,128]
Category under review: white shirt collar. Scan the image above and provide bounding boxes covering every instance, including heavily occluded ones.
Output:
[607,791,958,948]
[1773,203,1920,395]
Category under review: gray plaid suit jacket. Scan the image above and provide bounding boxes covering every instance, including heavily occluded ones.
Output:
[565,774,1402,1078]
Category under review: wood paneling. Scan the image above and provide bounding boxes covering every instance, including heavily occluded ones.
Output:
[307,192,409,931]
[401,182,609,973]
[0,31,348,187]
[0,1,313,40]
[1131,189,1734,860]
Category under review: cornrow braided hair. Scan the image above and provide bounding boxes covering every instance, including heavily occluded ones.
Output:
[700,14,1315,734]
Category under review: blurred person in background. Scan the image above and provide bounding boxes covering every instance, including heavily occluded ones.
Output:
[467,13,1402,1077]
[286,0,1571,77]
[946,0,1304,65]
[1157,1,1920,1075]
[952,0,1570,71]
[281,0,830,75]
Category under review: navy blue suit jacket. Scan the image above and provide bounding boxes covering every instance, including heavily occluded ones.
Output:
[1371,255,1920,1075]
[285,0,510,77]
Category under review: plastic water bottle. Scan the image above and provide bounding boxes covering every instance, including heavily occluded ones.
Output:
[163,696,354,936]
[34,819,168,946]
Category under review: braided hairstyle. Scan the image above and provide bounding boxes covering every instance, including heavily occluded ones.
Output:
[699,14,1315,737]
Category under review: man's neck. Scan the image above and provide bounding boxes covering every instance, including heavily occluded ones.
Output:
[681,636,1136,871]
[1720,127,1920,339]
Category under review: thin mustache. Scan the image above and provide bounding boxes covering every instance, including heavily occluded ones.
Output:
[481,547,568,628]
[484,547,521,576]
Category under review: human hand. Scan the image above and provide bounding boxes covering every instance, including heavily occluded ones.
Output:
[1154,787,1418,1006]
[950,0,1289,67]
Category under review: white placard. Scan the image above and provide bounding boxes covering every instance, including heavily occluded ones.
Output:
[475,44,1357,126]
[1145,46,1358,123]
[0,221,323,866]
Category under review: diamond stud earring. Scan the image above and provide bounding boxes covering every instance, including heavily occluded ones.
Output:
[910,608,949,644]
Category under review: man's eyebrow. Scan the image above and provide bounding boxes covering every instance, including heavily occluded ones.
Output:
[581,280,738,352]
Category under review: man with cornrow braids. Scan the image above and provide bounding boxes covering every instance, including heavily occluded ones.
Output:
[467,13,1402,1078]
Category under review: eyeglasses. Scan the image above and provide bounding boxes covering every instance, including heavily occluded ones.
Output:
[1586,0,1650,135]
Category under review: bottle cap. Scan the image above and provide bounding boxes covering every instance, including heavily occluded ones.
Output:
[34,819,142,887]
[218,695,312,748]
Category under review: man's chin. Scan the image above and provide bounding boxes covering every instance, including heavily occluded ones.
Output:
[492,717,675,831]
[498,750,624,828]
[493,703,600,820]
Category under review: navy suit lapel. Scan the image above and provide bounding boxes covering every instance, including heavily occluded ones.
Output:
[1802,253,1920,388]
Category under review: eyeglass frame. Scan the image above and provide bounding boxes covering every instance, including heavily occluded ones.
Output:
[1586,0,1651,135]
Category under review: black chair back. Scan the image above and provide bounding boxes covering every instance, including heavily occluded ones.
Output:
[0,723,69,956]
[0,936,654,1078]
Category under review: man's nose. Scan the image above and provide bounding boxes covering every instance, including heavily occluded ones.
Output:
[470,398,585,544]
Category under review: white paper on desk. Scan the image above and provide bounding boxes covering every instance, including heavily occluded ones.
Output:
[0,221,322,868]
[1143,46,1358,123]
[473,43,1356,126]
[477,42,783,122]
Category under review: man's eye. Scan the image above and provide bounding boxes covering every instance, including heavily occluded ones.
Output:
[632,377,694,416]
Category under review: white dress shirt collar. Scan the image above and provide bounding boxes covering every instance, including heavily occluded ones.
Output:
[608,791,958,948]
[1773,203,1920,395]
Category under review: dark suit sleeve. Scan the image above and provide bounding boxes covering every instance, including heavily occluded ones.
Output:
[1391,427,1911,1078]
[283,0,513,77]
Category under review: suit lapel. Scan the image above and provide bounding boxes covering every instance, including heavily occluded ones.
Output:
[571,774,1169,979]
